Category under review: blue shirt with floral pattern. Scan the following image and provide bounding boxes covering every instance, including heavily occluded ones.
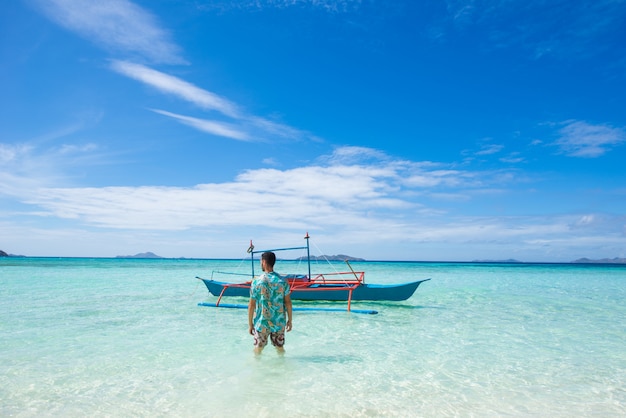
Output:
[250,272,291,333]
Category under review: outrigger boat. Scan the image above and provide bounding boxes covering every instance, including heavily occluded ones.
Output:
[197,233,430,313]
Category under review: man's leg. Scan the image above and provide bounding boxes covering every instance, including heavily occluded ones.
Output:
[270,331,286,354]
[253,329,268,354]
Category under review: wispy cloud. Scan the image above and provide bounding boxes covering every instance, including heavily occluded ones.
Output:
[31,0,185,64]
[322,146,390,164]
[111,60,316,142]
[554,120,626,158]
[0,141,103,196]
[0,143,32,164]
[403,169,469,188]
[443,0,626,60]
[499,152,525,164]
[476,144,504,156]
[111,61,240,117]
[198,0,363,13]
[151,110,250,141]
[34,1,317,143]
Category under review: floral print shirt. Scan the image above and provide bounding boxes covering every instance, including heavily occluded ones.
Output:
[250,272,291,333]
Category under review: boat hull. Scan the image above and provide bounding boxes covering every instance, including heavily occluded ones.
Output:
[198,278,429,302]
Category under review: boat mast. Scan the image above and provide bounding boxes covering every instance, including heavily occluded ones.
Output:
[305,232,311,280]
[248,239,256,278]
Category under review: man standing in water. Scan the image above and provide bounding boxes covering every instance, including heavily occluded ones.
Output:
[248,251,293,354]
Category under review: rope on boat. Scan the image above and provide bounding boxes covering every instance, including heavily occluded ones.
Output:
[309,240,364,287]
[186,279,202,298]
[345,260,363,283]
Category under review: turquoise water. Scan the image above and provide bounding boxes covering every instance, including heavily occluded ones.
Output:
[1,258,625,417]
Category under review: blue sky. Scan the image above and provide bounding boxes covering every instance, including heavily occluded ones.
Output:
[1,0,625,261]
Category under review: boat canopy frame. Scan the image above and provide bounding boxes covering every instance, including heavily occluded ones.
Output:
[249,232,312,279]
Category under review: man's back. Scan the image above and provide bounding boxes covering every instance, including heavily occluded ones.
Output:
[250,272,290,333]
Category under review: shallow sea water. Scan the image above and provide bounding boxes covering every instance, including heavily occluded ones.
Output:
[1,258,625,417]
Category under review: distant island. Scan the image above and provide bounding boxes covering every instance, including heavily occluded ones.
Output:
[572,257,626,264]
[3,248,626,264]
[295,254,365,261]
[0,250,25,258]
[115,252,164,259]
[472,259,522,263]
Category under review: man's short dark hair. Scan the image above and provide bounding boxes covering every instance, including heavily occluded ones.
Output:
[261,251,276,267]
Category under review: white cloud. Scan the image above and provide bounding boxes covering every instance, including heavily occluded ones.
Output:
[0,140,114,197]
[0,143,33,164]
[21,163,412,231]
[499,152,525,164]
[476,144,504,155]
[245,116,319,142]
[58,143,99,155]
[4,143,624,260]
[404,170,464,188]
[151,110,250,141]
[32,0,185,64]
[111,61,240,117]
[323,146,390,164]
[0,143,61,194]
[0,143,540,260]
[555,120,626,157]
[2,146,495,231]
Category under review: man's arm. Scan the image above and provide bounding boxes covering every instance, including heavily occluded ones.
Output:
[248,298,256,335]
[284,293,293,332]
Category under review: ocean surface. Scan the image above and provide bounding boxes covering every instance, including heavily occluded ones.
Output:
[1,257,625,417]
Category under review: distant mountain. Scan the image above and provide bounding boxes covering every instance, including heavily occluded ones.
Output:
[572,257,626,264]
[472,259,522,263]
[295,254,365,261]
[116,252,163,259]
[0,250,25,257]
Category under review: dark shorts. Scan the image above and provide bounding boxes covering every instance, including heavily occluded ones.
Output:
[253,329,285,348]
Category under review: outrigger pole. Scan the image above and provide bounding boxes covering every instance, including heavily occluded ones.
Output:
[249,232,312,279]
[198,302,377,315]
